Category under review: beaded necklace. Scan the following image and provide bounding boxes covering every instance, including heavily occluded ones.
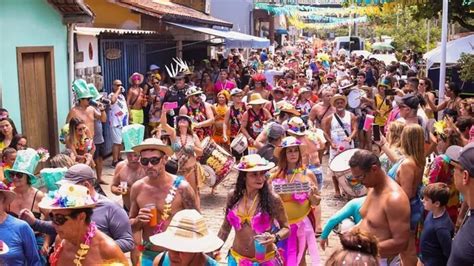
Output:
[286,167,304,183]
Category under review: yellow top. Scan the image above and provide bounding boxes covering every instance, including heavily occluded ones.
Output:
[374,94,391,126]
[0,141,6,153]
[273,172,312,224]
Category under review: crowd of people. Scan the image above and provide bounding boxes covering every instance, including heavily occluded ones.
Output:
[0,40,473,266]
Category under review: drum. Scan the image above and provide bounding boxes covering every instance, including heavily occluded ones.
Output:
[230,133,248,154]
[347,89,367,109]
[329,149,367,199]
[201,165,217,187]
[200,137,235,188]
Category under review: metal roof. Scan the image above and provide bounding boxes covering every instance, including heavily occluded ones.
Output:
[74,26,158,36]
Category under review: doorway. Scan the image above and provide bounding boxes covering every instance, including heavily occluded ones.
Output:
[16,46,59,156]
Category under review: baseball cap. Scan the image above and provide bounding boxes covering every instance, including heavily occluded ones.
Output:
[395,94,419,109]
[230,88,243,96]
[57,164,96,185]
[268,123,285,140]
[445,143,474,177]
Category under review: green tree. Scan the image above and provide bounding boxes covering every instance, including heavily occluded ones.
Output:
[413,0,474,31]
[458,53,474,82]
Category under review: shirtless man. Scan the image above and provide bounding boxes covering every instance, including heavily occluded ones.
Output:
[127,72,147,125]
[348,150,410,265]
[308,90,335,162]
[40,184,128,265]
[129,138,197,266]
[66,79,103,138]
[111,152,145,213]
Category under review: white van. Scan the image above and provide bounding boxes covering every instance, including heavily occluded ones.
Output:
[334,36,364,52]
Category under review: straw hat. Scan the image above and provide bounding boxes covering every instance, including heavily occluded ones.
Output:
[298,87,311,95]
[149,209,223,253]
[248,93,267,105]
[230,88,243,96]
[234,154,275,172]
[275,101,300,116]
[274,136,305,158]
[38,184,96,210]
[287,117,306,136]
[330,94,347,107]
[129,72,144,84]
[132,138,173,156]
[185,86,203,98]
[0,182,16,205]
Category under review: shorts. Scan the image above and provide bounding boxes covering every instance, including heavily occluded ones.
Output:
[93,143,106,159]
[308,165,323,191]
[130,109,144,124]
[111,126,122,145]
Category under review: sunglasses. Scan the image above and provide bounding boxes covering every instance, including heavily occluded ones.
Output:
[140,156,162,166]
[49,212,73,226]
[10,171,24,179]
[114,84,123,87]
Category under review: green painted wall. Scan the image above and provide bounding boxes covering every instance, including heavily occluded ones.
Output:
[0,0,69,135]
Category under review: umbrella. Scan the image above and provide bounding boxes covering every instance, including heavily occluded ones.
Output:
[372,42,394,51]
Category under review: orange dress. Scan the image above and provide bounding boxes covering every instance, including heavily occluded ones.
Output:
[212,104,229,145]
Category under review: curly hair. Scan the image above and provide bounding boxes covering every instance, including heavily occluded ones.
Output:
[225,171,277,219]
[326,228,379,266]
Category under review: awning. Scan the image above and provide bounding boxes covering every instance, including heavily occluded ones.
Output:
[74,26,158,36]
[167,22,270,49]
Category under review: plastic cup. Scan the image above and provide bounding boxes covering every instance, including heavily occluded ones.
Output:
[120,181,128,194]
[145,203,158,227]
[363,115,374,132]
[254,236,266,261]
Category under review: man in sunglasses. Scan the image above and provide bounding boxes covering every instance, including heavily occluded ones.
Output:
[109,79,129,166]
[349,150,410,266]
[445,143,474,266]
[21,164,134,253]
[129,138,197,265]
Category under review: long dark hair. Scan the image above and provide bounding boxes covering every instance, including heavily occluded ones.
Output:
[225,171,277,219]
[8,134,27,150]
[0,118,18,142]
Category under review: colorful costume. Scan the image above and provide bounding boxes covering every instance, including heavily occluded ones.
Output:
[226,208,279,265]
[271,171,320,266]
[212,103,229,145]
[185,102,212,140]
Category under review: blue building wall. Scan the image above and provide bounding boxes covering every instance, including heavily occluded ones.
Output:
[0,0,69,132]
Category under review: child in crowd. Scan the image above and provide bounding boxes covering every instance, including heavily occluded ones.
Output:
[419,182,454,266]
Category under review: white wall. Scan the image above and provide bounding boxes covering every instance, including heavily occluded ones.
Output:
[75,34,99,69]
[210,0,253,34]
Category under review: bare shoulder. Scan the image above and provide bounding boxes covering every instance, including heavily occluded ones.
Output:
[97,232,125,261]
[385,184,410,208]
[176,178,197,209]
[130,177,147,192]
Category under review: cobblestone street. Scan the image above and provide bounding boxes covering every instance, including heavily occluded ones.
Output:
[100,155,345,264]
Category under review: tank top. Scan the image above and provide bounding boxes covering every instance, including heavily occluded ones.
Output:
[230,105,246,137]
[247,108,266,140]
[329,111,354,159]
[186,102,212,140]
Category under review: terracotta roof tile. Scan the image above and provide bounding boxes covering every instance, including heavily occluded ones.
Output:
[117,0,232,28]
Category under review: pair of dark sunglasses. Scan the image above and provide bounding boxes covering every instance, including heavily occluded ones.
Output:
[49,213,73,226]
[10,172,24,179]
[140,156,162,166]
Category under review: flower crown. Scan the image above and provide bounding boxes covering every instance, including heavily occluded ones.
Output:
[281,138,302,148]
[47,185,96,208]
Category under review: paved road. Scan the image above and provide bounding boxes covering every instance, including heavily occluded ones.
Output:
[99,155,345,264]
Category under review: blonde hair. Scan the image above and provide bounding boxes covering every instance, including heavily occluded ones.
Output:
[400,124,426,168]
[387,121,404,148]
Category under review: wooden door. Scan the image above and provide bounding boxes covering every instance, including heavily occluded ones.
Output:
[17,47,59,155]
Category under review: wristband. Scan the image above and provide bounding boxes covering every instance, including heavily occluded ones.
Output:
[273,233,281,243]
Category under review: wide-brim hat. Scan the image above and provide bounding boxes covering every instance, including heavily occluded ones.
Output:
[175,115,193,126]
[0,182,16,205]
[38,184,96,210]
[331,94,347,107]
[129,72,144,84]
[275,101,300,116]
[287,117,306,136]
[298,87,311,95]
[132,138,173,156]
[149,209,223,253]
[274,136,305,158]
[234,154,275,172]
[248,93,267,105]
[4,148,40,184]
[185,86,203,98]
[339,81,355,91]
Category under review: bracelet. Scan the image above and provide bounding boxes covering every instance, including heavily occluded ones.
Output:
[273,233,281,243]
